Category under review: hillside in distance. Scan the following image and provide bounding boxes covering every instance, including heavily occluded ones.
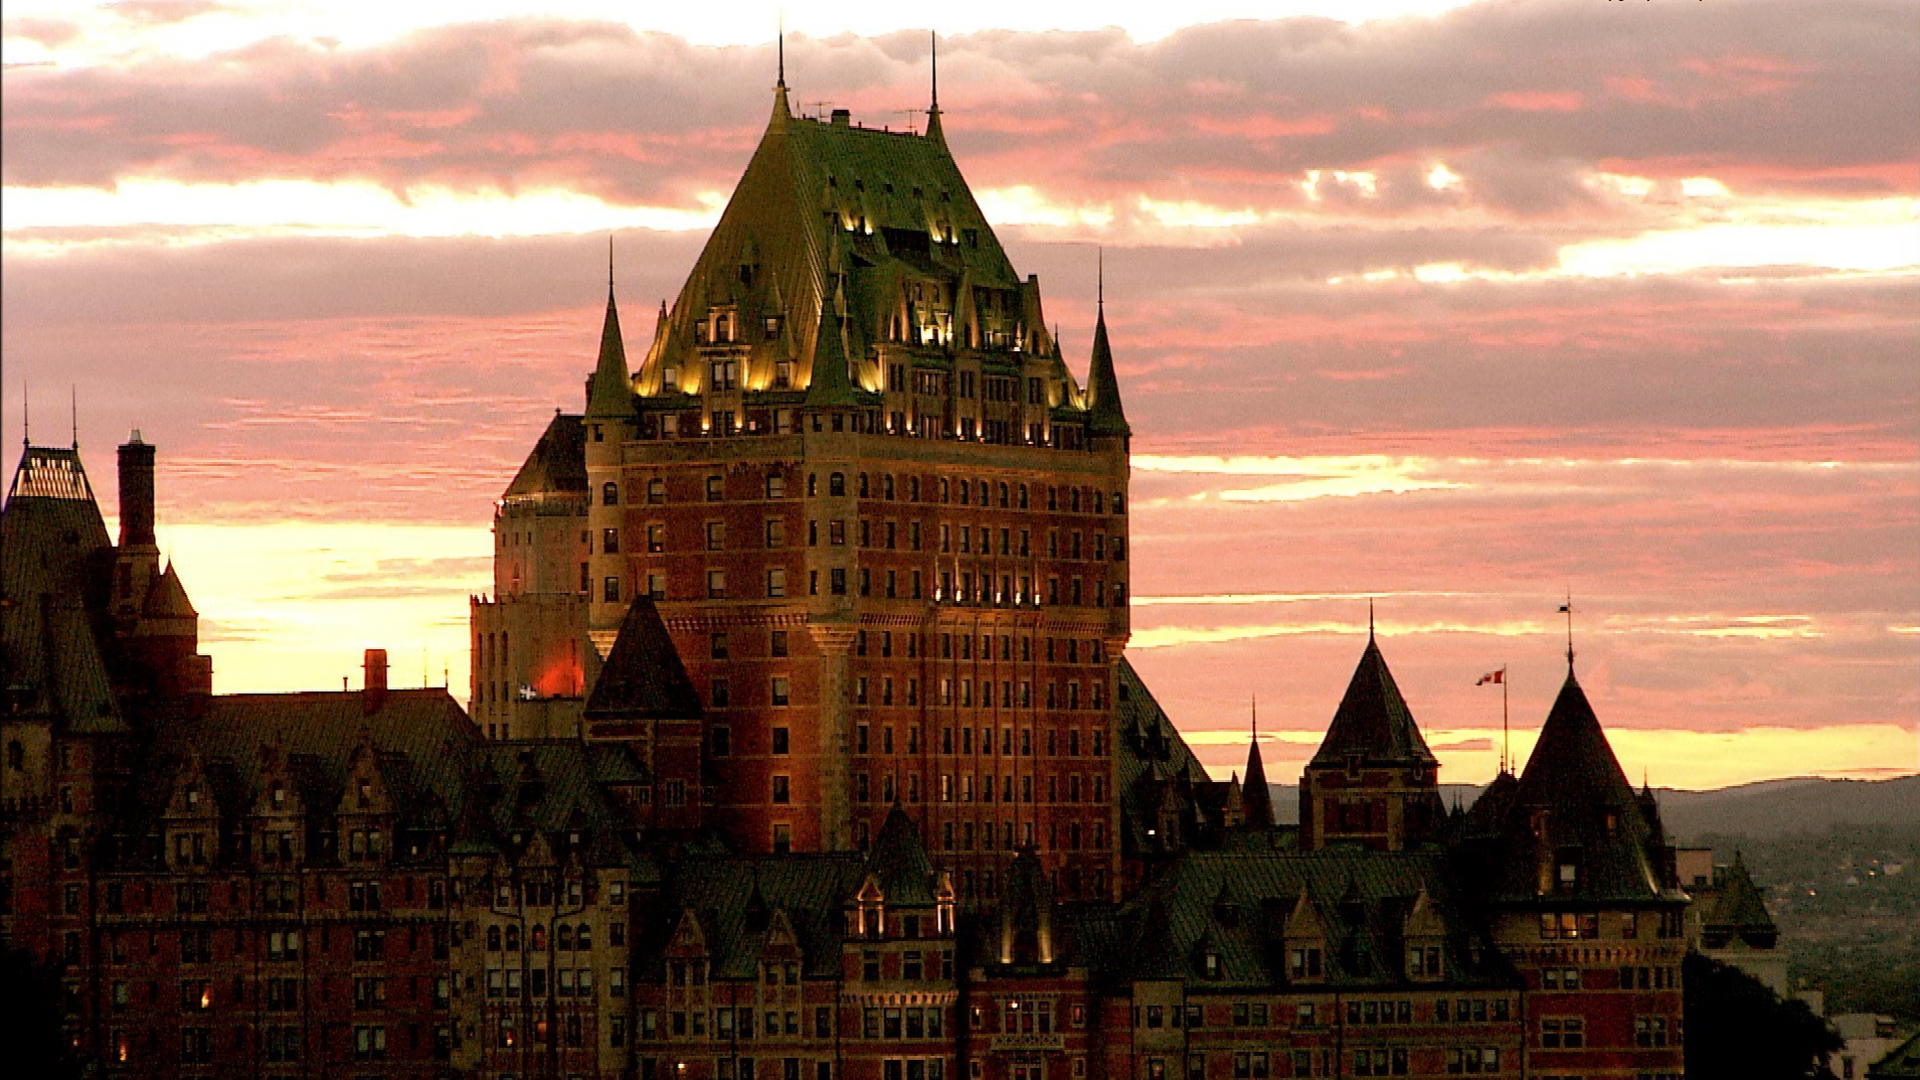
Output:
[1265,774,1918,841]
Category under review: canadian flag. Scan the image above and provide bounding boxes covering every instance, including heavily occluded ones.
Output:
[1476,669,1505,686]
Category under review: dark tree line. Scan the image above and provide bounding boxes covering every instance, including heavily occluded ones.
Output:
[1686,951,1844,1080]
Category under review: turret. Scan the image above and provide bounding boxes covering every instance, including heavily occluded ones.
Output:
[585,260,632,658]
[1299,630,1443,851]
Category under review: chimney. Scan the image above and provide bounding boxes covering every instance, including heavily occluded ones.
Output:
[831,108,851,126]
[363,648,388,714]
[118,431,157,549]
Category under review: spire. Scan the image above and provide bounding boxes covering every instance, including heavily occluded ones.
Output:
[770,19,792,129]
[1242,697,1274,829]
[586,257,632,418]
[1084,258,1130,439]
[1368,597,1375,640]
[924,32,946,144]
[70,386,78,449]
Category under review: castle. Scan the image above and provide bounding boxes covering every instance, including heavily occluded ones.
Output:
[2,50,1689,1080]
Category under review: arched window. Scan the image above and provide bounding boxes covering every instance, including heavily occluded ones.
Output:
[829,473,846,497]
[557,925,573,951]
[577,923,593,950]
[998,482,1009,508]
[505,926,521,951]
[531,925,546,951]
[603,482,619,506]
[938,478,949,503]
[487,926,502,951]
[858,473,870,498]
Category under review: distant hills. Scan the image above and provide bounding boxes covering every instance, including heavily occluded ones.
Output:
[1267,774,1919,843]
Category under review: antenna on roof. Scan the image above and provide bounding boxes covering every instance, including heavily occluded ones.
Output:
[20,382,27,447]
[930,31,938,110]
[70,386,78,449]
[1368,597,1376,639]
[1097,247,1104,310]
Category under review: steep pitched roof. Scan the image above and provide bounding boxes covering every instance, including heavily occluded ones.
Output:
[635,86,1042,401]
[586,283,634,419]
[504,413,587,500]
[1311,636,1437,767]
[1242,735,1275,829]
[1705,852,1776,933]
[865,804,938,905]
[1084,306,1130,438]
[1480,671,1681,905]
[143,563,197,619]
[1,444,124,733]
[583,596,703,720]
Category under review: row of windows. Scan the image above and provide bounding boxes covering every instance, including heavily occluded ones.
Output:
[626,517,1125,565]
[712,721,1108,760]
[1539,909,1683,940]
[937,819,1107,853]
[484,967,617,998]
[483,922,621,951]
[610,473,1124,514]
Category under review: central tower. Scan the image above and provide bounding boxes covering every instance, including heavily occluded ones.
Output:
[581,58,1132,902]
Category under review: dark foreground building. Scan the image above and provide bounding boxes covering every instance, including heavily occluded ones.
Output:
[4,53,1687,1080]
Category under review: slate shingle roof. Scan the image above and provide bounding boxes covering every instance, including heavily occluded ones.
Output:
[1,445,126,734]
[1311,637,1437,768]
[1478,672,1683,906]
[1109,849,1516,991]
[584,596,704,721]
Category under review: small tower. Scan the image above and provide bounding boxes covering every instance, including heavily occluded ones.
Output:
[1298,632,1442,852]
[584,252,633,659]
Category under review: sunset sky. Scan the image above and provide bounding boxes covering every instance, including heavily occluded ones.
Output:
[4,0,1915,790]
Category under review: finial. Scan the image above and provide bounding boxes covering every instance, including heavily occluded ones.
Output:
[777,13,786,88]
[1559,592,1575,668]
[1368,597,1375,639]
[1097,247,1104,310]
[20,382,27,447]
[930,31,938,110]
[1251,693,1257,739]
[607,234,615,292]
[70,385,77,449]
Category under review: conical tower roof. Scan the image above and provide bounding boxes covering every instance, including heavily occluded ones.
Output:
[1485,670,1680,905]
[1516,672,1633,811]
[1084,305,1130,438]
[1310,636,1437,767]
[143,562,197,619]
[586,276,633,418]
[1241,734,1274,828]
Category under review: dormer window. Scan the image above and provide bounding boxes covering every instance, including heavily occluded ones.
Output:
[357,780,372,807]
[186,788,200,808]
[764,316,781,340]
[1288,946,1323,980]
[272,785,286,808]
[1203,951,1220,979]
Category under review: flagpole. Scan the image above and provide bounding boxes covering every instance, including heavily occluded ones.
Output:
[1501,665,1510,775]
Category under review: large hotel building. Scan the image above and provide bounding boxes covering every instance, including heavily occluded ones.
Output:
[3,46,1693,1080]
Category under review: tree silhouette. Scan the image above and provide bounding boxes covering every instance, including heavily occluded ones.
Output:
[1686,950,1842,1080]
[0,948,84,1080]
